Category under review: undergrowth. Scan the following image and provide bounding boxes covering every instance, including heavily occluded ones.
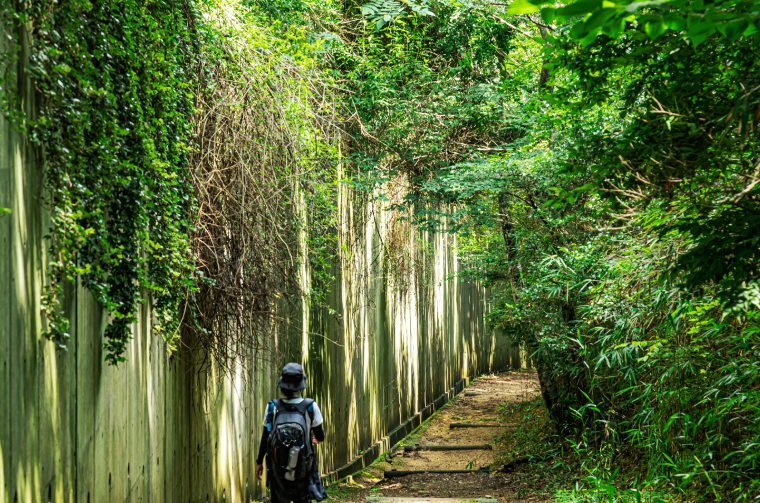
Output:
[493,397,567,499]
[495,396,659,501]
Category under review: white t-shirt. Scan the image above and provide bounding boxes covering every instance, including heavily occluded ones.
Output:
[262,392,324,428]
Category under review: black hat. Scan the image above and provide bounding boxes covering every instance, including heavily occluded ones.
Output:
[278,362,307,391]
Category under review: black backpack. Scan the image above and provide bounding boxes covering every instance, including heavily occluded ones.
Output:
[266,398,315,482]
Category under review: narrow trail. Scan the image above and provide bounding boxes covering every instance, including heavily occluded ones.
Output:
[330,371,548,503]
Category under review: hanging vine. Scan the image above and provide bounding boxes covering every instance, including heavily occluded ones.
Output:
[1,0,340,366]
[8,0,199,364]
[183,4,340,373]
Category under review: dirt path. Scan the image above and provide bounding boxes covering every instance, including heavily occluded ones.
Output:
[327,371,549,503]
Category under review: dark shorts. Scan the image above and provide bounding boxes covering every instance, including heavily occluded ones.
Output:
[270,488,311,503]
[267,453,327,503]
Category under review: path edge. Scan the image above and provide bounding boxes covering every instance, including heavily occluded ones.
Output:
[322,376,472,485]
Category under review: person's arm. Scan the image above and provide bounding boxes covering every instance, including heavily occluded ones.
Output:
[257,430,269,463]
[312,424,325,444]
[255,430,269,479]
[310,401,325,444]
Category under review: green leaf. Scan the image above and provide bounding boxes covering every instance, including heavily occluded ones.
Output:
[663,13,685,31]
[719,19,749,41]
[540,7,555,24]
[644,20,665,39]
[625,0,666,14]
[556,0,602,19]
[0,207,10,217]
[580,29,600,46]
[571,21,590,39]
[686,24,714,46]
[601,17,626,38]
[686,18,717,36]
[744,21,758,37]
[507,0,541,15]
[583,8,617,32]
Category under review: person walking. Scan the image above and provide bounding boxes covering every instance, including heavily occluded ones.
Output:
[255,363,327,503]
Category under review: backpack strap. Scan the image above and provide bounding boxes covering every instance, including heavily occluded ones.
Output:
[302,398,315,419]
[280,398,315,430]
[302,398,315,435]
[306,400,315,422]
[266,400,279,432]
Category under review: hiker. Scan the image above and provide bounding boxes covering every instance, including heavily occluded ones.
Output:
[255,363,327,503]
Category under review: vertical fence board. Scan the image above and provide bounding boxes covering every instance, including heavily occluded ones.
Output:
[0,28,12,501]
[76,288,103,503]
[10,25,40,502]
[148,308,165,503]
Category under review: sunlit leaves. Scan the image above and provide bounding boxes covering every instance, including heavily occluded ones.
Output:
[18,0,200,362]
[360,0,435,30]
[556,0,602,18]
[661,12,685,30]
[525,0,760,50]
[643,18,665,38]
[536,0,760,313]
[506,0,542,15]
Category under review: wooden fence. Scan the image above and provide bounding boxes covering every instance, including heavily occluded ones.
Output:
[0,29,522,503]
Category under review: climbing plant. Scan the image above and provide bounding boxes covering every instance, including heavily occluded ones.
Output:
[0,0,200,363]
[1,0,341,367]
[184,3,341,373]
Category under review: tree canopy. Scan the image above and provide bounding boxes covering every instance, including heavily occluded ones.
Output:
[304,0,760,499]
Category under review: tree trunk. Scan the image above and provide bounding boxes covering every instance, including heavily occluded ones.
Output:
[498,191,519,303]
[499,190,572,431]
[532,16,553,95]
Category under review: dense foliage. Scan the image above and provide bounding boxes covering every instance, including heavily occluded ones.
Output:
[302,0,760,500]
[17,0,198,363]
[538,0,760,314]
[4,0,760,498]
[1,0,340,365]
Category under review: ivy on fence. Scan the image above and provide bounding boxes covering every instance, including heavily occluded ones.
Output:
[1,0,340,366]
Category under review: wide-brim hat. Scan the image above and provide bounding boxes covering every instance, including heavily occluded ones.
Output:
[278,362,307,391]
